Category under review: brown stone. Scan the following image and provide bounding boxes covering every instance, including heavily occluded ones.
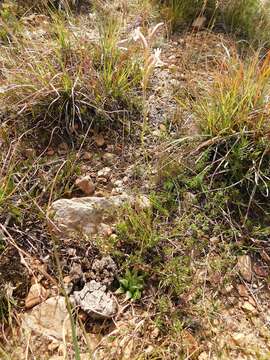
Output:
[25,283,48,309]
[237,284,249,298]
[75,176,95,195]
[241,301,258,314]
[94,134,105,147]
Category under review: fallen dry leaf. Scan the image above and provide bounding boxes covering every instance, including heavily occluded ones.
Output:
[47,148,55,156]
[82,151,93,160]
[182,330,198,355]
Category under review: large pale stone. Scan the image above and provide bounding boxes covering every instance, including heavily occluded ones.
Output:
[21,296,72,341]
[50,194,150,236]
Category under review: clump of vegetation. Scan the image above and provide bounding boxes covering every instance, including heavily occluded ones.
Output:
[1,0,89,16]
[170,52,270,229]
[113,206,161,268]
[194,53,270,219]
[0,2,23,43]
[161,0,270,48]
[2,0,270,358]
[158,255,192,297]
[195,53,270,136]
[0,14,142,136]
[222,0,270,46]
[95,16,142,111]
[161,0,217,31]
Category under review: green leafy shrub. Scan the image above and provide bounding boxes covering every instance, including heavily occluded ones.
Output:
[158,256,192,297]
[116,207,160,257]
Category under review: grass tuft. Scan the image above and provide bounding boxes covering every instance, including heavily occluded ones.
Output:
[170,52,270,227]
[195,53,270,136]
[0,14,142,136]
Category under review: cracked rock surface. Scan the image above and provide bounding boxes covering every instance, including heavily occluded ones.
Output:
[73,280,118,319]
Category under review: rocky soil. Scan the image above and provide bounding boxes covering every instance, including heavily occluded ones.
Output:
[1,1,270,360]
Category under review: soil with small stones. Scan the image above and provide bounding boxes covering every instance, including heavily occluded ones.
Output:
[1,4,270,360]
